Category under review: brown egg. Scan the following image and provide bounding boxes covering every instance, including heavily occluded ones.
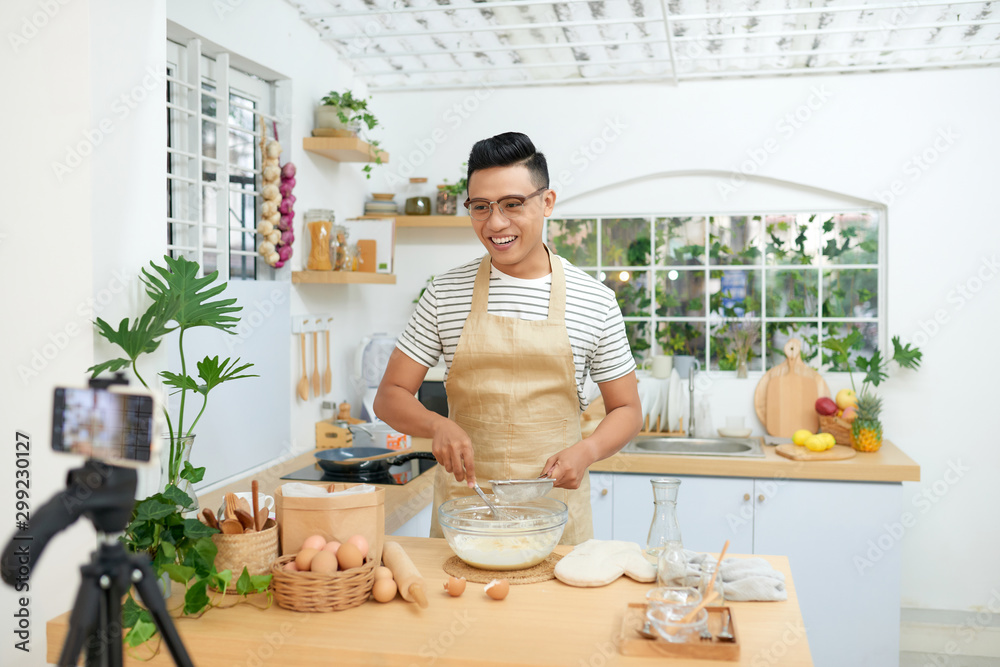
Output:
[284,561,299,572]
[310,550,338,576]
[302,535,327,551]
[295,548,319,572]
[347,534,369,556]
[372,578,397,603]
[443,576,466,597]
[484,579,509,600]
[336,542,364,570]
[322,541,341,555]
[373,566,393,581]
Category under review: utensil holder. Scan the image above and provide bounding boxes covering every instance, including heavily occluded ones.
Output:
[818,415,852,446]
[211,522,279,591]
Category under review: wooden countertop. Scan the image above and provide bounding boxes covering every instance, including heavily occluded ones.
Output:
[591,438,920,482]
[47,536,813,666]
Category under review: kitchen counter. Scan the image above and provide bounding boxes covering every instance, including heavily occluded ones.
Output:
[47,536,813,666]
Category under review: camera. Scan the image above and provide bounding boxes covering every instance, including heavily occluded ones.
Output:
[51,385,159,467]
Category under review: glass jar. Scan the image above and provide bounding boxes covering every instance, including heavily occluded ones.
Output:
[436,185,457,215]
[404,177,431,215]
[329,224,348,271]
[305,209,334,271]
[345,243,361,271]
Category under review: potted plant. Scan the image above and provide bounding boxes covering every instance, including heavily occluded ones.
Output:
[437,164,468,215]
[821,331,922,452]
[316,90,383,178]
[87,254,265,646]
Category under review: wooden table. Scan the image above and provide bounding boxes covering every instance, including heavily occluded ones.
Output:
[48,537,813,666]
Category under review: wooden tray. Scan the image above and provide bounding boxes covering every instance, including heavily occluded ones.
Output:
[775,443,856,461]
[616,604,740,660]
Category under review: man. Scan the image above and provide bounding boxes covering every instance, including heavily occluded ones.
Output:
[373,132,641,544]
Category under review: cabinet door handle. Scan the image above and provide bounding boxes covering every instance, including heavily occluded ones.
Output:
[601,488,609,497]
[743,493,750,501]
[758,494,765,502]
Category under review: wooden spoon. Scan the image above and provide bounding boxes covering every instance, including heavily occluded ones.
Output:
[224,493,239,521]
[322,327,332,395]
[220,519,243,535]
[705,540,730,598]
[201,508,219,530]
[680,590,719,625]
[311,331,321,398]
[235,509,255,532]
[252,480,262,531]
[297,332,309,401]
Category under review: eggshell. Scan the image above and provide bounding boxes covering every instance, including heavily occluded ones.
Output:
[485,579,509,600]
[373,566,393,581]
[310,550,338,576]
[322,541,342,556]
[336,542,364,570]
[347,534,369,557]
[302,535,327,551]
[444,576,466,597]
[284,561,299,572]
[295,548,319,572]
[372,578,397,603]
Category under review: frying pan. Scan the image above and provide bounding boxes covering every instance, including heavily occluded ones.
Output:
[314,447,437,475]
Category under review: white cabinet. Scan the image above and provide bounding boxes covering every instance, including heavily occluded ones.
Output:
[589,473,614,540]
[610,474,754,554]
[603,472,903,667]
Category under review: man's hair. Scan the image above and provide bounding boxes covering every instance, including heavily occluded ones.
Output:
[467,132,549,189]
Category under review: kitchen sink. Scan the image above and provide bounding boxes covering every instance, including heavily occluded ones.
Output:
[623,436,765,458]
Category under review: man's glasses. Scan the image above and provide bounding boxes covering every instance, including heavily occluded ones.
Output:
[463,187,547,222]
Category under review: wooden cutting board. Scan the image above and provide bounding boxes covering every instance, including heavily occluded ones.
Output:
[754,338,830,437]
[775,444,857,461]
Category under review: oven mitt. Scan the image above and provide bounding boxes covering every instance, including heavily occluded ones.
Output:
[554,539,656,587]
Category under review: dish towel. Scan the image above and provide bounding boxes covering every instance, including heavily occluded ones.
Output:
[678,551,787,602]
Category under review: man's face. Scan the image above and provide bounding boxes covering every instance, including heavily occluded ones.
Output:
[467,165,556,279]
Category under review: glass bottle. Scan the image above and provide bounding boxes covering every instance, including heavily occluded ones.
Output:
[305,209,334,271]
[403,177,431,215]
[647,478,685,585]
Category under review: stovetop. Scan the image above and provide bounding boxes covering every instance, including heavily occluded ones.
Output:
[281,457,436,485]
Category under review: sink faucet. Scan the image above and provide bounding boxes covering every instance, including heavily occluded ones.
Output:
[688,366,695,437]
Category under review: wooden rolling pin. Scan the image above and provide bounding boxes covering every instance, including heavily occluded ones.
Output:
[382,540,428,608]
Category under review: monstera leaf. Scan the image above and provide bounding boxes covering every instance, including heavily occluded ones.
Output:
[141,254,241,334]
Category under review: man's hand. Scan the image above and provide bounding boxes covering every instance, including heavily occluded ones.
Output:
[431,417,476,487]
[541,441,597,490]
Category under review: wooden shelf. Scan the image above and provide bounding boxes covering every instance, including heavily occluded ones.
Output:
[292,271,396,285]
[359,215,471,228]
[302,136,389,163]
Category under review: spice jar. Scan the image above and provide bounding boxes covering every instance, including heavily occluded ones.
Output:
[329,224,348,271]
[305,209,334,271]
[403,177,431,216]
[436,185,457,215]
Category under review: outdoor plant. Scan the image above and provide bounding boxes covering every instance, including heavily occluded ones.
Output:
[319,89,383,178]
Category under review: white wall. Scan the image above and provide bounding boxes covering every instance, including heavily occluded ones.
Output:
[367,69,1000,616]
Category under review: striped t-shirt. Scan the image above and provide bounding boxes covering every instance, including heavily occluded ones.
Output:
[397,255,636,411]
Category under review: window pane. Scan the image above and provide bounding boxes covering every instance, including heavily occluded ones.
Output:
[820,212,879,265]
[822,322,878,371]
[655,216,705,266]
[709,215,762,266]
[766,322,820,367]
[201,83,218,173]
[711,319,762,372]
[766,269,819,317]
[656,269,705,317]
[625,321,650,360]
[604,270,650,317]
[823,268,877,318]
[601,218,650,266]
[765,213,821,266]
[709,269,761,317]
[548,218,597,266]
[656,321,706,361]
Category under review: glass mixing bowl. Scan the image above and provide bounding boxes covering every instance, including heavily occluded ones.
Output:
[438,496,568,570]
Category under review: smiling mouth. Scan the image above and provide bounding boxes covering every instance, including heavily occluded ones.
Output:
[491,235,516,246]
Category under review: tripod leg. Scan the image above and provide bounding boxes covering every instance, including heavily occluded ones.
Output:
[58,563,102,667]
[130,556,195,667]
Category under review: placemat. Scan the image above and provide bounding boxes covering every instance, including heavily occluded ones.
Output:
[442,553,563,584]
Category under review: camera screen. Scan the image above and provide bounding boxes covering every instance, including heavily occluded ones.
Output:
[52,388,155,463]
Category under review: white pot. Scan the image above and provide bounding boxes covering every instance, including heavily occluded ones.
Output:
[315,105,360,133]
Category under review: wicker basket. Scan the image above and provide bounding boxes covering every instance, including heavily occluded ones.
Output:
[211,523,279,591]
[818,415,852,446]
[270,555,376,612]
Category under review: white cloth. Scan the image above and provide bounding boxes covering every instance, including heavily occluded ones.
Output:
[554,539,656,587]
[280,483,376,497]
[676,551,787,602]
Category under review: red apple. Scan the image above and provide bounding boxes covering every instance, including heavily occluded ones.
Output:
[815,397,838,416]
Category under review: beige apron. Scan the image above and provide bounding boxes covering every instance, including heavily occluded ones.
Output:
[429,249,593,545]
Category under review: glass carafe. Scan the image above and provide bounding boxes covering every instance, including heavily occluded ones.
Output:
[647,478,682,557]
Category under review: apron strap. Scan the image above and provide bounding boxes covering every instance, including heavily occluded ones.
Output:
[469,246,567,322]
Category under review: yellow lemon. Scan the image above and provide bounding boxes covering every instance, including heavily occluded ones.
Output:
[792,429,813,446]
[820,433,836,449]
[804,435,828,452]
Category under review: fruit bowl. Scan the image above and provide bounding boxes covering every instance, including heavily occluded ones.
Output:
[438,496,567,570]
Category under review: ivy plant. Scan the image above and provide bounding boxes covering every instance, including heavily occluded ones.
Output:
[320,89,383,178]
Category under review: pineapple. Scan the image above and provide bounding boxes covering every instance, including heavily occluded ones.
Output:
[851,391,884,452]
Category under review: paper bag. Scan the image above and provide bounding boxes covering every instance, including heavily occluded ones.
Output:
[275,484,385,564]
